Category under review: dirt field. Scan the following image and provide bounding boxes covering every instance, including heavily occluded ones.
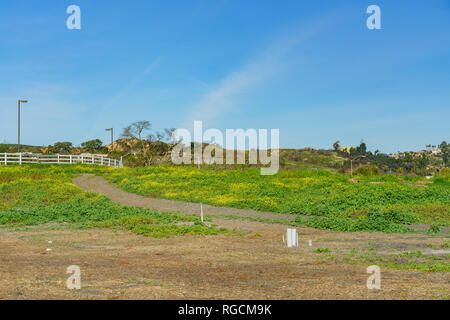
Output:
[0,175,448,300]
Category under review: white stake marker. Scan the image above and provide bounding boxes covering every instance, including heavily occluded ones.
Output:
[286,228,298,247]
[200,202,204,223]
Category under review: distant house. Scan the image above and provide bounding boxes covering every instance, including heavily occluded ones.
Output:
[431,148,442,155]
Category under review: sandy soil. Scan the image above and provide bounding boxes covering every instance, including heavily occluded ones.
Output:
[1,218,449,299]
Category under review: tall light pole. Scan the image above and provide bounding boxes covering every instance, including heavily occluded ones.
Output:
[18,99,28,153]
[105,128,114,151]
[350,155,366,177]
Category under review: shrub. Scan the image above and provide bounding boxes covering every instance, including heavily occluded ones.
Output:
[354,165,379,176]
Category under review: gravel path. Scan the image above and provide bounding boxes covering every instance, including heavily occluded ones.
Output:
[72,174,297,222]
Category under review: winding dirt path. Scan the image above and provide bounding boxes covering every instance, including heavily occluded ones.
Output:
[72,174,297,222]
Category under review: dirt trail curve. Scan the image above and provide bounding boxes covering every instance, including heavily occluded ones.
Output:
[72,174,297,222]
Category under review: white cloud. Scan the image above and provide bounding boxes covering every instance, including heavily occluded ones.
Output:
[105,58,161,110]
[183,19,326,128]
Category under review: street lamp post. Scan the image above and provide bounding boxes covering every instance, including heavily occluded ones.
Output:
[105,128,114,151]
[18,99,28,153]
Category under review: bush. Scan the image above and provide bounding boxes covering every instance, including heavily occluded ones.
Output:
[354,165,379,176]
[81,139,104,153]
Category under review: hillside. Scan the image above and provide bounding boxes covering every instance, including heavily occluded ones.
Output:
[1,140,447,176]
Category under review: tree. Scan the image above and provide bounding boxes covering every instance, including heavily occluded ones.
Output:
[119,121,176,166]
[51,142,73,154]
[121,121,152,160]
[404,152,413,162]
[164,128,177,143]
[419,153,429,169]
[356,140,367,155]
[333,141,340,151]
[440,141,448,166]
[81,139,103,152]
[122,121,151,141]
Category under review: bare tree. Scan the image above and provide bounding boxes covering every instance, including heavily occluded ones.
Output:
[119,122,178,166]
[122,121,151,140]
[120,121,152,165]
[164,128,177,143]
[155,131,164,142]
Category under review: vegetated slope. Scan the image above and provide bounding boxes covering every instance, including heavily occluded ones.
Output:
[105,165,450,233]
[0,143,44,153]
[0,165,229,237]
[280,148,346,171]
[0,142,347,171]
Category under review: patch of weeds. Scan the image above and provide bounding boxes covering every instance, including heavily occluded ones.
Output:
[383,262,450,272]
[400,250,423,257]
[295,214,416,234]
[427,242,450,249]
[425,256,443,261]
[342,249,449,273]
[313,248,331,253]
[94,214,231,238]
[427,222,442,235]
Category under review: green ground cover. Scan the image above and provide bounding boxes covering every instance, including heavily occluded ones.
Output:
[1,164,449,234]
[105,165,450,233]
[0,165,228,237]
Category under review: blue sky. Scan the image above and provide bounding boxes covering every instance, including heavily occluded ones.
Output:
[0,0,449,153]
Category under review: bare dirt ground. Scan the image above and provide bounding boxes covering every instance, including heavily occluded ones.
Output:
[0,175,448,300]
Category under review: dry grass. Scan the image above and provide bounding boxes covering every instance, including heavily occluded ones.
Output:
[0,218,448,300]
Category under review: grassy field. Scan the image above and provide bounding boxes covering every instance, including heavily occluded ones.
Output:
[0,164,449,293]
[0,165,229,237]
[105,166,450,233]
[1,164,449,235]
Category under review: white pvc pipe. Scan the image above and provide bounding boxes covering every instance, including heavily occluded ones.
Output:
[286,228,298,248]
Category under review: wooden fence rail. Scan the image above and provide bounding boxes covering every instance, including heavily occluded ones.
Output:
[0,153,122,168]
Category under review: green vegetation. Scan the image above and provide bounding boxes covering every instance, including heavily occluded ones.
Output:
[105,165,450,233]
[427,241,450,249]
[313,248,331,253]
[0,165,228,238]
[428,222,442,234]
[95,214,230,238]
[343,249,449,272]
[1,164,449,234]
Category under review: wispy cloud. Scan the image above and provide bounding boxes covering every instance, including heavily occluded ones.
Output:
[104,58,161,110]
[183,19,328,128]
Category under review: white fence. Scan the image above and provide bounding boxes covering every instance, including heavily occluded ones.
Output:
[0,153,122,168]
